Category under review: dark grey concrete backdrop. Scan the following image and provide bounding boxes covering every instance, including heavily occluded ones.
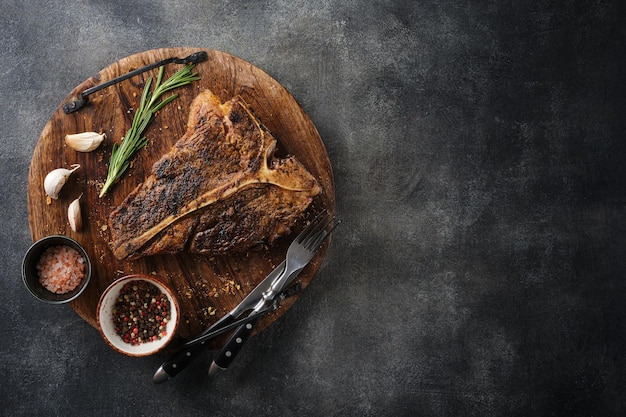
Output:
[2,0,625,416]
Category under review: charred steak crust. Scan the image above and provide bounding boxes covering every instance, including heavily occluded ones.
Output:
[108,89,321,260]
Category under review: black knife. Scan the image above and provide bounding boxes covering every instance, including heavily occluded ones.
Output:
[152,260,286,384]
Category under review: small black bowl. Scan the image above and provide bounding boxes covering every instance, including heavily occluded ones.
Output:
[22,235,92,304]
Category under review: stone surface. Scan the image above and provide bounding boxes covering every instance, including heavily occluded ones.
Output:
[2,0,626,416]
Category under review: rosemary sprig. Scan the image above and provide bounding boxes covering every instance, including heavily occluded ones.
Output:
[99,63,200,197]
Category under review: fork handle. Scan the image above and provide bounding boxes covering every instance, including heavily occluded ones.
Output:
[153,314,236,383]
[210,314,261,373]
[208,269,309,375]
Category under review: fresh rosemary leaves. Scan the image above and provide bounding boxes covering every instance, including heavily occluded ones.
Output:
[99,64,200,197]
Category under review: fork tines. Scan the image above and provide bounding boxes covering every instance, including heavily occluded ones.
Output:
[300,210,337,251]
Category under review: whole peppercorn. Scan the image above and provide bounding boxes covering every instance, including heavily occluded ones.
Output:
[112,280,171,346]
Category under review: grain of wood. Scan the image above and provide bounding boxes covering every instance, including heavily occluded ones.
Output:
[27,47,335,350]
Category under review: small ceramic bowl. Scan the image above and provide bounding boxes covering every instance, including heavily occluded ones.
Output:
[97,274,180,357]
[22,235,92,304]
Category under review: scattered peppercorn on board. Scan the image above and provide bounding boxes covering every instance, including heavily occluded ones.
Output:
[27,47,335,350]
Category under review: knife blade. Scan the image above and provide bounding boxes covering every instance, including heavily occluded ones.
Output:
[152,260,286,384]
[183,283,302,348]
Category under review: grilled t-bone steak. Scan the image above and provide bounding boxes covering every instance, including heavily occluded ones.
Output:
[108,89,321,260]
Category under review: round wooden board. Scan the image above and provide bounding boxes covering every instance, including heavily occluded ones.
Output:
[27,47,335,350]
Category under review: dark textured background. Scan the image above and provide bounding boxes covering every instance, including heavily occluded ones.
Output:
[2,1,626,416]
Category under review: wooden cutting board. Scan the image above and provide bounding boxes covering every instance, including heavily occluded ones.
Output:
[27,47,335,350]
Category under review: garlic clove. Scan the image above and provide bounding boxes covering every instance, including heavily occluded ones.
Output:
[65,132,105,152]
[68,194,82,232]
[44,164,80,199]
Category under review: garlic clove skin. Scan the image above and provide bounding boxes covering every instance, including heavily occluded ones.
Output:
[68,194,82,232]
[44,164,80,199]
[65,132,105,152]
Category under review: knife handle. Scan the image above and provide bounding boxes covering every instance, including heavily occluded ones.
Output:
[153,314,236,383]
[211,315,260,371]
